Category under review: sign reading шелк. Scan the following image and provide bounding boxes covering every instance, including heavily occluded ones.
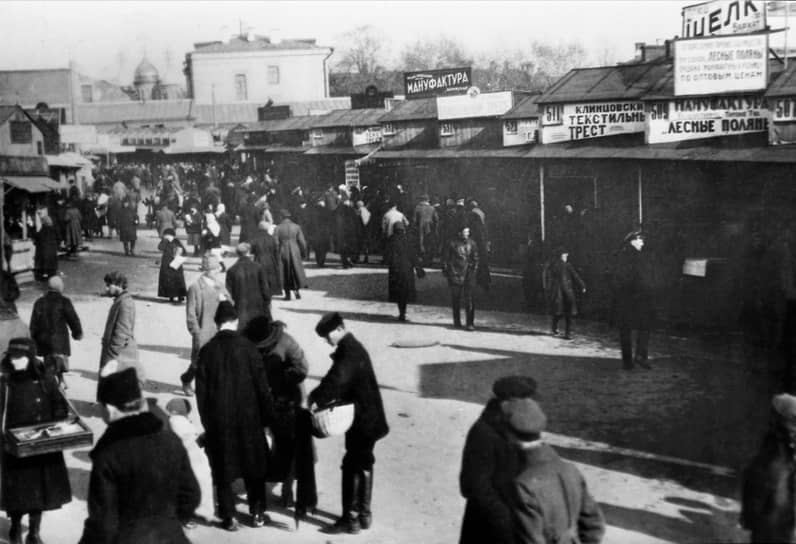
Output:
[681,0,766,37]
[674,33,768,96]
[404,68,472,100]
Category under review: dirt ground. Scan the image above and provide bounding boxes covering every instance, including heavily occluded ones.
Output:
[5,221,774,544]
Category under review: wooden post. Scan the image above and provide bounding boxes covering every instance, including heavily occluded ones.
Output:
[0,179,4,272]
[539,163,546,242]
[637,165,643,226]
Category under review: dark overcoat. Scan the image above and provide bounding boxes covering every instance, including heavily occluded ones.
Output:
[543,259,586,317]
[250,229,283,293]
[335,205,360,254]
[33,225,59,277]
[238,203,261,244]
[306,204,332,254]
[29,290,83,357]
[386,230,417,304]
[157,238,187,299]
[154,207,176,238]
[0,368,72,513]
[226,257,271,330]
[65,205,83,248]
[79,412,200,544]
[274,219,308,291]
[459,399,521,544]
[308,333,389,442]
[512,444,605,544]
[444,238,479,287]
[612,246,656,329]
[117,205,137,242]
[196,329,274,483]
[217,211,232,246]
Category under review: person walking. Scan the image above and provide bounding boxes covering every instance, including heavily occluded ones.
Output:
[335,199,360,268]
[243,316,317,520]
[309,313,389,534]
[154,202,176,238]
[274,210,308,300]
[33,216,58,281]
[196,301,275,531]
[355,200,373,264]
[612,231,655,370]
[443,225,479,330]
[226,242,271,330]
[250,220,283,296]
[307,198,332,267]
[508,397,605,544]
[543,248,587,340]
[79,363,200,544]
[99,271,145,386]
[459,376,538,544]
[381,200,408,240]
[414,194,438,267]
[29,276,83,388]
[157,228,187,304]
[64,198,83,258]
[386,222,417,322]
[117,198,138,257]
[1,338,72,544]
[184,204,202,256]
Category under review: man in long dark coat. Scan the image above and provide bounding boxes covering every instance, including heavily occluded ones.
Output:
[335,199,360,269]
[250,221,282,295]
[459,376,538,544]
[443,226,479,330]
[274,210,308,300]
[33,216,58,281]
[117,199,138,256]
[306,199,332,267]
[196,302,274,530]
[80,364,201,544]
[414,194,439,267]
[309,313,389,534]
[386,222,417,321]
[226,242,271,331]
[157,228,187,303]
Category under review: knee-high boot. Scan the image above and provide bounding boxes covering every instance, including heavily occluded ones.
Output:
[26,511,42,544]
[358,469,374,529]
[8,512,22,544]
[328,468,361,534]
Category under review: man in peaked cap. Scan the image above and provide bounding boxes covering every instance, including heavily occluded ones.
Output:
[80,362,200,544]
[459,375,538,544]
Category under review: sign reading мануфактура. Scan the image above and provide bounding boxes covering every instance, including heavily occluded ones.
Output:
[404,68,472,100]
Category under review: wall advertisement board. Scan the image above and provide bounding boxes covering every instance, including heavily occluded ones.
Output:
[538,101,645,143]
[645,94,769,143]
[404,68,472,100]
[681,0,766,37]
[674,33,768,96]
[503,118,539,146]
[436,91,514,120]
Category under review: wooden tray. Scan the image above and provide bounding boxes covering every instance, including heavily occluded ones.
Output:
[4,416,93,458]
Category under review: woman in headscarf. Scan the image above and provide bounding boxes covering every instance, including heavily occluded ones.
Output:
[157,228,187,304]
[33,215,58,281]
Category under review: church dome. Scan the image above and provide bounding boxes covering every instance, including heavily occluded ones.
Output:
[134,58,160,85]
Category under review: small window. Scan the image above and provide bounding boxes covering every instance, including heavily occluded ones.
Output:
[504,120,518,134]
[311,129,323,139]
[9,121,32,143]
[267,66,280,85]
[440,122,454,137]
[235,74,248,101]
[382,123,395,135]
[36,141,43,155]
[81,84,93,103]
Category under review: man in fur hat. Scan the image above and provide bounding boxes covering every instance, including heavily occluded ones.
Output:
[80,363,200,544]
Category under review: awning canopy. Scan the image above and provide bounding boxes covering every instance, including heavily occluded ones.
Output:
[1,176,61,193]
[44,154,83,168]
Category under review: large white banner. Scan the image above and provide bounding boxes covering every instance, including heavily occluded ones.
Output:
[674,33,768,96]
[538,101,645,143]
[645,95,769,143]
[436,91,514,120]
[682,0,766,37]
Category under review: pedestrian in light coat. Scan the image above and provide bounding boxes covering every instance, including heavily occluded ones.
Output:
[226,242,271,331]
[543,248,586,340]
[99,271,145,385]
[274,210,308,300]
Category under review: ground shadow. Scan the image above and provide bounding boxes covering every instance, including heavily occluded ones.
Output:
[70,369,190,398]
[138,343,191,361]
[599,502,741,543]
[67,465,91,502]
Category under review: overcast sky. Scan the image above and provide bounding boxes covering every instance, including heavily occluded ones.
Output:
[0,1,789,85]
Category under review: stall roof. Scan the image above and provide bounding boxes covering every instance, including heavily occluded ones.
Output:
[374,147,530,160]
[536,60,671,104]
[379,98,437,122]
[766,61,796,98]
[161,146,226,155]
[303,143,380,156]
[502,94,541,120]
[1,175,61,193]
[234,144,308,153]
[238,116,317,133]
[45,154,83,168]
[310,109,386,129]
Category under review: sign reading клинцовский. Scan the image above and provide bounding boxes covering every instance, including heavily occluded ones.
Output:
[681,0,765,37]
[674,33,768,96]
[404,68,472,100]
[538,101,646,143]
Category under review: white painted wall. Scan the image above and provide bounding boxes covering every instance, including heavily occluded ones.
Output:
[0,113,44,156]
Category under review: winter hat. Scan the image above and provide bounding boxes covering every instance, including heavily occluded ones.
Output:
[315,312,344,337]
[97,361,142,408]
[6,337,36,359]
[242,315,274,344]
[503,398,547,441]
[493,376,537,400]
[623,230,644,244]
[48,276,64,294]
[214,300,238,326]
[162,228,176,237]
[200,254,222,272]
[772,394,796,421]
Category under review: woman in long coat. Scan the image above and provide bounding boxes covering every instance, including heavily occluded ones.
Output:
[64,200,82,257]
[386,222,417,321]
[157,228,187,303]
[251,221,283,295]
[274,211,308,300]
[543,248,586,339]
[117,199,138,256]
[33,216,59,281]
[1,338,72,544]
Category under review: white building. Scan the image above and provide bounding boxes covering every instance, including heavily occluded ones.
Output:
[184,34,333,105]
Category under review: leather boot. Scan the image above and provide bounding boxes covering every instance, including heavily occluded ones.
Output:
[25,511,42,544]
[325,469,360,534]
[358,469,374,529]
[8,513,22,544]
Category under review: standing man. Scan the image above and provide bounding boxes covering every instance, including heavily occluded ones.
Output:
[180,254,229,397]
[80,363,201,544]
[307,198,332,268]
[335,199,360,269]
[414,194,438,267]
[381,200,408,240]
[274,210,308,301]
[29,276,83,388]
[99,271,145,384]
[196,301,274,531]
[154,202,176,238]
[118,199,138,256]
[226,242,271,330]
[443,226,479,330]
[309,313,389,534]
[612,231,655,370]
[250,220,282,296]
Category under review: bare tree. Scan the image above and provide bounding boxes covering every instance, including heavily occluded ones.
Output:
[333,25,387,75]
[399,36,473,71]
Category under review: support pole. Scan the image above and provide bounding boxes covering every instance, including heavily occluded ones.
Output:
[637,165,643,226]
[0,180,4,272]
[539,163,545,242]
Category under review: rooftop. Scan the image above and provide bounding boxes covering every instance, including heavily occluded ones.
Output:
[502,94,541,120]
[379,98,437,122]
[192,35,329,54]
[310,108,386,129]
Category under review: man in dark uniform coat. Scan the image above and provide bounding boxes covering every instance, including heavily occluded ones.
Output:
[250,221,283,295]
[196,302,275,531]
[459,376,538,544]
[444,226,479,330]
[80,363,200,544]
[226,242,271,330]
[309,313,389,534]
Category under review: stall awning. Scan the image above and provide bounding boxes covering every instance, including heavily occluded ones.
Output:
[1,176,61,193]
[44,154,83,168]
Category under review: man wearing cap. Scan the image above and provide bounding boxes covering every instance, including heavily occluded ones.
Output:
[414,194,438,267]
[309,313,389,534]
[250,220,282,295]
[225,242,271,331]
[80,363,201,544]
[507,398,605,544]
[180,254,230,396]
[99,272,145,384]
[29,276,83,388]
[443,225,479,330]
[274,210,308,300]
[196,301,275,530]
[612,231,655,370]
[459,376,538,544]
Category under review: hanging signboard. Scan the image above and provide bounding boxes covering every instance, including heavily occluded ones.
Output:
[770,97,796,145]
[645,94,769,143]
[404,67,472,100]
[772,97,796,121]
[538,101,645,144]
[674,33,768,96]
[503,119,539,146]
[682,0,766,37]
[436,91,514,120]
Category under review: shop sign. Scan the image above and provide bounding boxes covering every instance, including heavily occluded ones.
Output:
[772,97,796,121]
[682,0,765,37]
[437,91,514,120]
[645,94,769,143]
[538,101,645,144]
[352,126,382,146]
[674,33,768,96]
[404,67,471,100]
[59,124,97,145]
[503,118,539,146]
